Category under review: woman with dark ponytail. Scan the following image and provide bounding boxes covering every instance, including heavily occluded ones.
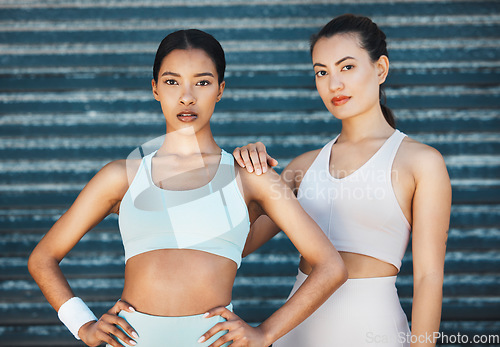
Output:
[234,14,451,346]
[28,28,348,347]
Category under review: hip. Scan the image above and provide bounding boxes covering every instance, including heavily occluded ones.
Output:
[108,303,233,347]
[293,268,406,316]
[273,269,410,346]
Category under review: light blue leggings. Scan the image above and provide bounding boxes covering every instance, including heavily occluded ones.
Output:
[109,303,232,347]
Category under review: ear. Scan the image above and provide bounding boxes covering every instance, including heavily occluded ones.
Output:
[152,79,160,101]
[376,55,389,85]
[216,81,225,102]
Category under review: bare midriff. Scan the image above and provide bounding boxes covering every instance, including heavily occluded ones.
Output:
[121,249,237,316]
[299,251,398,278]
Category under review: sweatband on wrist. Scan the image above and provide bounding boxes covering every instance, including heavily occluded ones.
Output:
[57,297,98,340]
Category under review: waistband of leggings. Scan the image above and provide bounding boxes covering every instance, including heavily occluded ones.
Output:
[296,269,401,312]
[120,303,233,322]
[298,268,397,290]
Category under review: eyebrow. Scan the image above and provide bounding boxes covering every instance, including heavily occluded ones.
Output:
[194,72,215,78]
[161,71,180,77]
[313,56,356,68]
[161,71,215,78]
[335,56,356,65]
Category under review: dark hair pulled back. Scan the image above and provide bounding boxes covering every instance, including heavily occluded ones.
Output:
[153,29,226,85]
[310,14,395,128]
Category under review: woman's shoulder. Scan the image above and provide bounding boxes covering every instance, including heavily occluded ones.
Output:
[286,148,322,171]
[233,145,325,194]
[92,158,143,193]
[100,158,136,179]
[399,135,448,177]
[400,135,444,160]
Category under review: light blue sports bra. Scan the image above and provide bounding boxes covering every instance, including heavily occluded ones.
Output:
[118,149,251,268]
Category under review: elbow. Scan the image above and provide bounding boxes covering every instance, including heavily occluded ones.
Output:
[414,271,444,288]
[334,262,348,287]
[27,251,38,279]
[27,248,43,279]
[320,256,348,291]
[28,246,56,280]
[241,247,251,259]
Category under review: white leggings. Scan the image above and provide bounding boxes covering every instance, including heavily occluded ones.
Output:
[273,269,410,347]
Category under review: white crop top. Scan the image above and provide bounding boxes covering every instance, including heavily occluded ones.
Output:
[297,130,411,270]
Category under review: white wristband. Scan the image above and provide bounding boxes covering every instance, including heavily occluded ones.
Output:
[57,297,98,340]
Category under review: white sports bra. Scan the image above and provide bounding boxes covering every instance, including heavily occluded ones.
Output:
[297,130,411,270]
[118,149,251,268]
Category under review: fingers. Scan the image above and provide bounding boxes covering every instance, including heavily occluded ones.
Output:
[96,322,133,347]
[200,320,241,346]
[232,147,246,168]
[98,313,138,346]
[234,142,273,175]
[267,154,279,167]
[95,301,138,346]
[254,141,269,174]
[199,306,237,344]
[202,306,235,319]
[109,299,136,315]
[258,150,269,174]
[249,146,263,175]
[206,325,242,347]
[240,147,254,173]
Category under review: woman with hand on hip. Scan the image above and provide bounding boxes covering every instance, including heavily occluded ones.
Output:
[28,29,347,347]
[234,14,451,346]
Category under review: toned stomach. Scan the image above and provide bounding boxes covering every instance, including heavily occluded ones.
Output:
[121,249,237,316]
[299,251,398,278]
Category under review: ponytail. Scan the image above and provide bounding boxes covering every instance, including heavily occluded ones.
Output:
[380,87,395,128]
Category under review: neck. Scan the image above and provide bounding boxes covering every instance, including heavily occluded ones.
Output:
[158,125,220,157]
[339,105,394,143]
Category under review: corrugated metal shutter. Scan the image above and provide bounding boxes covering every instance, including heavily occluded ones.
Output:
[0,1,499,346]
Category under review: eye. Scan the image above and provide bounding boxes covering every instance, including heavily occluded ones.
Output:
[196,80,211,86]
[341,65,354,71]
[164,79,178,85]
[315,70,327,77]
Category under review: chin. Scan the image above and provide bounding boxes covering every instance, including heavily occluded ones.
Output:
[329,108,354,121]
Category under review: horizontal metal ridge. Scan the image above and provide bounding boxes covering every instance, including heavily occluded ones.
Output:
[1,15,498,32]
[0,180,498,194]
[0,155,497,174]
[0,109,498,127]
[0,132,499,149]
[1,61,499,76]
[0,0,487,10]
[1,85,499,102]
[1,38,499,55]
[3,275,500,294]
[1,227,497,244]
[0,204,497,217]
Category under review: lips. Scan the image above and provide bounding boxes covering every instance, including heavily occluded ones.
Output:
[331,95,351,106]
[177,111,198,122]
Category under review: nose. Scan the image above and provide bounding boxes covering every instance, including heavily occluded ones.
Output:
[179,85,196,105]
[328,74,344,92]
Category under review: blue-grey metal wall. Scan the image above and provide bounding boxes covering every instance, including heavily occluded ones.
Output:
[0,0,499,346]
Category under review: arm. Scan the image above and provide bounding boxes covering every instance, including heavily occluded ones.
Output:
[242,156,299,257]
[203,167,348,346]
[409,147,451,346]
[27,160,138,347]
[242,215,280,258]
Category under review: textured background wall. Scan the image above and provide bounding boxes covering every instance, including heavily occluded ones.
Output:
[0,0,499,346]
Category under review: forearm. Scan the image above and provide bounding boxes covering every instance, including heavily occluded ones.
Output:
[258,262,347,344]
[410,274,443,347]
